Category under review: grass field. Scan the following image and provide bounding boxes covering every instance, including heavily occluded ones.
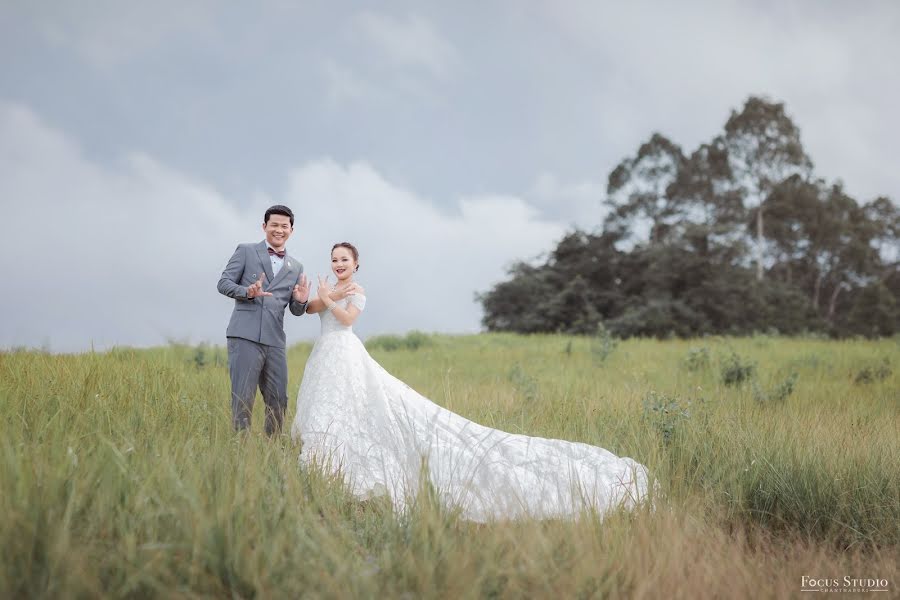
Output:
[1,333,898,598]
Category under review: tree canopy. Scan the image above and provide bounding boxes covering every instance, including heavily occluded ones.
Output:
[478,96,899,338]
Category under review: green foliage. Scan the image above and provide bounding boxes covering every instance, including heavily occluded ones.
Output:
[367,334,404,351]
[752,372,798,403]
[403,330,432,351]
[589,322,618,364]
[854,358,892,385]
[642,391,693,445]
[843,283,900,338]
[508,363,538,402]
[683,346,711,371]
[366,330,432,352]
[478,96,898,340]
[190,343,225,369]
[720,351,756,386]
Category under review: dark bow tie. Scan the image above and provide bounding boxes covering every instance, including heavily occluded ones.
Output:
[267,247,286,258]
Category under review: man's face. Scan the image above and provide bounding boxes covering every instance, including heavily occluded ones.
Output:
[263,214,293,249]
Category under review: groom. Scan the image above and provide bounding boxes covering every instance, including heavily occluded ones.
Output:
[217,205,310,435]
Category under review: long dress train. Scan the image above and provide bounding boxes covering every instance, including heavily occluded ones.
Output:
[290,294,653,522]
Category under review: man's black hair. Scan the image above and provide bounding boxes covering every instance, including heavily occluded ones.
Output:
[264,205,294,227]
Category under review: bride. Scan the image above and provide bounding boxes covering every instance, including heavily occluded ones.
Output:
[290,242,653,522]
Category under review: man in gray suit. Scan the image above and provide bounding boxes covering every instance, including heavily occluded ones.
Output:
[217,205,311,435]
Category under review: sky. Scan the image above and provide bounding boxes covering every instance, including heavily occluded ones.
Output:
[1,1,898,352]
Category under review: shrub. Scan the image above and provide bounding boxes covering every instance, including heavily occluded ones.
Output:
[642,391,693,445]
[404,331,431,351]
[753,372,798,403]
[854,358,892,384]
[683,346,711,372]
[366,331,433,352]
[508,363,539,402]
[366,335,404,352]
[589,322,618,364]
[721,351,755,386]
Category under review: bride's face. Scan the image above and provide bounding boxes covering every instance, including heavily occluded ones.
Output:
[331,247,357,281]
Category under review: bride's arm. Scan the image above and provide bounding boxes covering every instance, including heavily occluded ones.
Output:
[307,283,364,314]
[305,297,326,314]
[323,299,362,326]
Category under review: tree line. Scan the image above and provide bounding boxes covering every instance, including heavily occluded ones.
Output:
[479,97,899,338]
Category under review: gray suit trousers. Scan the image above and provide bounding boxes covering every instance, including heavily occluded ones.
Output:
[227,337,288,435]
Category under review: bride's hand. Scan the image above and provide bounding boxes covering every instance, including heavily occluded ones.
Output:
[333,282,364,299]
[316,275,332,301]
[345,283,364,296]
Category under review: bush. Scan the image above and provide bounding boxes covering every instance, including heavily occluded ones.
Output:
[854,358,892,384]
[589,322,618,364]
[366,331,433,352]
[508,363,539,402]
[753,372,798,403]
[606,298,709,339]
[642,391,693,445]
[683,346,711,372]
[366,335,404,351]
[721,351,755,386]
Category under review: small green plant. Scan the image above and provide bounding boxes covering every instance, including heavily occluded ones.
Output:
[642,391,692,445]
[853,358,892,384]
[683,346,711,372]
[590,322,618,364]
[752,372,798,403]
[193,344,208,369]
[721,351,755,386]
[190,343,222,369]
[508,363,539,402]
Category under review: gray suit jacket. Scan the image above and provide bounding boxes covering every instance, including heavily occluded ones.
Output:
[217,241,307,348]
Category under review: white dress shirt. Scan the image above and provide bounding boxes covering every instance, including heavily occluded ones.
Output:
[266,242,285,277]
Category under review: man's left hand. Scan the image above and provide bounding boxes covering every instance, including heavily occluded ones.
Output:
[293,274,310,303]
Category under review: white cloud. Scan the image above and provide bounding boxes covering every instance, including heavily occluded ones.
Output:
[352,12,460,80]
[0,102,256,351]
[321,59,379,106]
[282,160,566,338]
[321,12,460,106]
[26,0,216,69]
[0,103,565,352]
[530,173,607,231]
[536,1,900,203]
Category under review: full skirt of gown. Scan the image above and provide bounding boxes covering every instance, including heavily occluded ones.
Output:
[290,295,653,522]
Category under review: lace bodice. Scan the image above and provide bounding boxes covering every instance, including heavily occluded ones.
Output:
[318,294,367,335]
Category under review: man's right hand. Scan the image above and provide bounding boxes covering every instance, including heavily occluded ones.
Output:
[247,274,273,298]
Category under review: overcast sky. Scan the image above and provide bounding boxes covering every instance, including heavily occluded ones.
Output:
[1,1,898,352]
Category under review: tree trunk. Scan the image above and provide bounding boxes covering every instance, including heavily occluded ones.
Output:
[756,207,764,281]
[827,282,843,322]
[812,271,823,313]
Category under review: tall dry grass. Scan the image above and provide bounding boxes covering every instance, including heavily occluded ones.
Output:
[1,334,897,598]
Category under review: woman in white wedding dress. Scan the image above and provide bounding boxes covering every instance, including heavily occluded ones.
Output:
[290,243,653,522]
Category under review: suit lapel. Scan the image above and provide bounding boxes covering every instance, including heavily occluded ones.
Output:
[269,252,295,288]
[255,241,275,286]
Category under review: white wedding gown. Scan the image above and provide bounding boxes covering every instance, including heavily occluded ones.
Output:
[291,294,653,522]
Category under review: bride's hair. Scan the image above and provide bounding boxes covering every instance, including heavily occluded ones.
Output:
[332,242,360,272]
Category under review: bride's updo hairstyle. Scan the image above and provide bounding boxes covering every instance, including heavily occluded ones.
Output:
[332,242,360,272]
